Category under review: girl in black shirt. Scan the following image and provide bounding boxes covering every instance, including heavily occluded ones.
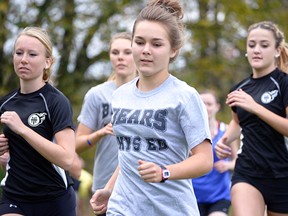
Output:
[0,27,76,216]
[216,21,288,216]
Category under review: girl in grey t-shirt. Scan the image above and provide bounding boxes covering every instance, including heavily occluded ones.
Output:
[90,1,213,216]
[76,32,137,196]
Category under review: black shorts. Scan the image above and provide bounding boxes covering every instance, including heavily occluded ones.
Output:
[197,199,231,216]
[0,186,76,216]
[232,171,288,213]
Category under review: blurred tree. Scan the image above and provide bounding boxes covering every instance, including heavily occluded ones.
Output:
[0,1,15,94]
[0,0,141,116]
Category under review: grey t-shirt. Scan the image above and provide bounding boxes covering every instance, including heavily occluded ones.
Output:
[108,75,211,216]
[77,81,118,192]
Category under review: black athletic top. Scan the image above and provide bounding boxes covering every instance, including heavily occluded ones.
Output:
[231,68,288,178]
[0,83,75,202]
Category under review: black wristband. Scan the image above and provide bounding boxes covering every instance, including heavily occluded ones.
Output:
[160,165,170,183]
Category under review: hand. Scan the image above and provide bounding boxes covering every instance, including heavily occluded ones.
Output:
[0,134,9,156]
[214,160,229,173]
[99,123,114,137]
[90,189,111,215]
[215,137,231,159]
[138,160,162,183]
[226,89,258,113]
[0,111,27,135]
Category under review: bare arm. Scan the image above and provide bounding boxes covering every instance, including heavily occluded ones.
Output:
[215,112,241,159]
[75,122,114,153]
[0,111,75,170]
[222,112,241,145]
[227,89,288,136]
[69,153,84,180]
[214,137,239,172]
[253,105,288,136]
[168,139,213,179]
[90,165,120,214]
[138,139,213,182]
[227,138,239,170]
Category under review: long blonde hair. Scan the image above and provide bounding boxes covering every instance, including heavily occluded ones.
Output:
[14,27,54,81]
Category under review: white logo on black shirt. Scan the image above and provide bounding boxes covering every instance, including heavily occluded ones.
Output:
[28,113,47,127]
[9,204,17,208]
[261,90,278,104]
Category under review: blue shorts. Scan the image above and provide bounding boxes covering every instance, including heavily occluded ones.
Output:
[232,171,288,213]
[0,186,76,216]
[197,199,231,216]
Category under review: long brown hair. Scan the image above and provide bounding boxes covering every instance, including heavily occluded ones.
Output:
[132,0,185,63]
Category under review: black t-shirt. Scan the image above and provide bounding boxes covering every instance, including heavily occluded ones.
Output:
[231,68,288,178]
[0,83,75,202]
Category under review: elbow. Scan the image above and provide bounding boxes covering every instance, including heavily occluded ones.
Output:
[62,163,73,172]
[205,159,214,174]
[201,143,214,175]
[75,137,87,154]
[61,155,75,171]
[72,170,82,180]
[200,163,213,177]
[201,154,214,176]
[207,152,214,173]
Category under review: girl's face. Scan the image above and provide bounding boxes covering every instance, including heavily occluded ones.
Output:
[132,20,176,78]
[13,35,51,82]
[246,28,279,74]
[200,93,219,120]
[109,38,136,78]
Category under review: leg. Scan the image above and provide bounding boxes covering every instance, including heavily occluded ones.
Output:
[208,200,230,216]
[231,182,265,216]
[209,211,228,216]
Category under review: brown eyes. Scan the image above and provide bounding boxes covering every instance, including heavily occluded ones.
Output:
[248,42,269,48]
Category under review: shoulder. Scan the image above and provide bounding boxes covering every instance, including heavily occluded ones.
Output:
[0,89,18,103]
[271,68,288,81]
[0,90,18,113]
[92,81,116,91]
[42,83,71,106]
[271,69,288,96]
[113,78,137,95]
[45,83,67,97]
[266,68,288,92]
[168,75,200,102]
[86,81,116,96]
[230,76,252,92]
[168,75,197,93]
